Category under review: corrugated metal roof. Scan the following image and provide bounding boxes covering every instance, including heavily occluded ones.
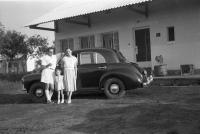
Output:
[27,0,151,26]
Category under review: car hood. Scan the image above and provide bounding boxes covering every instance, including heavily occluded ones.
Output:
[22,72,41,82]
[129,62,144,74]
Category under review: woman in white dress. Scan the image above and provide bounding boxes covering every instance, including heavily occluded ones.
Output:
[62,48,77,104]
[40,48,57,103]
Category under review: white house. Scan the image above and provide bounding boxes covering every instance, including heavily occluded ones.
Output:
[27,0,200,75]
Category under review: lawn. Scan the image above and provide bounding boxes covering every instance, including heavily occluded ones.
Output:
[0,80,23,94]
[0,80,200,134]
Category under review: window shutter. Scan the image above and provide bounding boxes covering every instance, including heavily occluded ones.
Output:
[80,35,95,49]
[69,38,74,50]
[114,32,119,50]
[60,38,74,52]
[90,35,95,48]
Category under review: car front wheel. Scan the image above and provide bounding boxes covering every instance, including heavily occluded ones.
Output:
[104,78,126,99]
[29,82,46,103]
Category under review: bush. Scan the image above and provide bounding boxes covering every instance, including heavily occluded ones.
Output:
[0,73,29,82]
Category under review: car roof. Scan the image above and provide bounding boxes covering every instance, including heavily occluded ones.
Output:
[71,48,120,63]
[72,48,116,54]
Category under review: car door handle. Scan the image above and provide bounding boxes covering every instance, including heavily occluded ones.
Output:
[98,66,107,69]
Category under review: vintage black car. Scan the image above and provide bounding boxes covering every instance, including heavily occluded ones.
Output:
[22,48,152,101]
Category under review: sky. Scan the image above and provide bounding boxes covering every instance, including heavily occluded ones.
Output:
[0,0,66,44]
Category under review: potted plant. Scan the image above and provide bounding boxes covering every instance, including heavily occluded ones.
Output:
[154,55,167,76]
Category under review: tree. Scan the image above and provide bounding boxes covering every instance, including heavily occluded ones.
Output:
[25,35,49,59]
[0,30,26,73]
[25,35,50,71]
[0,22,5,47]
[0,29,50,73]
[0,30,26,60]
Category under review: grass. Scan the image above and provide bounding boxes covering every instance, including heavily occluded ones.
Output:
[0,81,200,134]
[0,80,22,94]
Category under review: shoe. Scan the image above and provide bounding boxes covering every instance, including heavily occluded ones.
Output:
[67,100,71,104]
[64,100,68,104]
[57,100,60,104]
[61,100,64,104]
[46,100,53,104]
[47,100,55,104]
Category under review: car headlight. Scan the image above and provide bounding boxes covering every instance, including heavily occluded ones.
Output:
[137,78,142,83]
[143,69,147,75]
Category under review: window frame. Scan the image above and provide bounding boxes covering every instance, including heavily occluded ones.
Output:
[101,31,119,50]
[60,38,74,52]
[167,26,175,42]
[79,35,95,49]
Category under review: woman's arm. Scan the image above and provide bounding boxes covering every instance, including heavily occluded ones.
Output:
[40,56,52,70]
[60,57,65,68]
[74,58,78,78]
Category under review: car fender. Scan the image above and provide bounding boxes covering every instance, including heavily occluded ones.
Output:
[99,69,142,90]
[22,73,41,92]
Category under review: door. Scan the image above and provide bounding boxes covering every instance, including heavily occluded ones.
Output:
[134,28,151,68]
[77,51,107,89]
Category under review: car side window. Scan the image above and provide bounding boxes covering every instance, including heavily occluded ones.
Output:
[94,52,106,64]
[79,52,106,65]
[79,52,93,65]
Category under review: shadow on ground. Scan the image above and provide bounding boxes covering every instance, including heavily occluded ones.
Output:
[68,104,200,134]
[0,94,33,104]
[0,92,107,104]
[72,93,106,100]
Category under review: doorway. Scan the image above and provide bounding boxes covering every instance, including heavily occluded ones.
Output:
[134,28,152,68]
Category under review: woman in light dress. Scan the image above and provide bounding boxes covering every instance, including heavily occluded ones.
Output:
[62,48,78,104]
[40,48,57,104]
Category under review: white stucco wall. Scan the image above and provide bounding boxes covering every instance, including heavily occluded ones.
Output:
[150,0,200,70]
[55,0,200,70]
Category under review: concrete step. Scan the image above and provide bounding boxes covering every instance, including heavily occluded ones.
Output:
[151,75,200,86]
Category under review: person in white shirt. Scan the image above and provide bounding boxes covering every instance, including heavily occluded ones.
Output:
[40,48,57,104]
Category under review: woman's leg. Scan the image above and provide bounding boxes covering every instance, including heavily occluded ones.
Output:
[67,91,70,96]
[45,83,50,102]
[68,91,73,103]
[49,84,54,101]
[61,90,64,103]
[57,90,60,104]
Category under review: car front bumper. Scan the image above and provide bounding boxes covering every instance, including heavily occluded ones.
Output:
[143,75,153,86]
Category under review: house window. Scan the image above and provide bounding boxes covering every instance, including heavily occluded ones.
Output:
[60,38,74,52]
[80,35,95,49]
[167,26,175,42]
[102,31,119,50]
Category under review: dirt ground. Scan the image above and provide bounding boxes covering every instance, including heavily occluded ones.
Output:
[0,82,200,134]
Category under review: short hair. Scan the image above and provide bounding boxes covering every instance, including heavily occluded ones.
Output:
[55,67,63,76]
[55,67,62,71]
[47,47,55,52]
[65,48,72,52]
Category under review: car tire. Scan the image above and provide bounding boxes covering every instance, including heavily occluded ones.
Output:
[29,82,46,103]
[104,78,126,99]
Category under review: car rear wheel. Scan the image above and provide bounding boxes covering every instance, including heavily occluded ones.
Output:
[104,78,126,99]
[29,82,46,103]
